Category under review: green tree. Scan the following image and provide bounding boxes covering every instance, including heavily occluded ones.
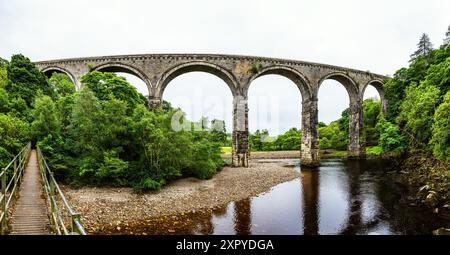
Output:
[319,121,347,150]
[443,25,450,47]
[0,88,10,113]
[249,129,273,151]
[410,33,433,63]
[0,114,30,166]
[30,94,61,142]
[275,128,301,150]
[363,98,381,146]
[209,119,228,146]
[376,115,406,153]
[0,57,8,68]
[430,91,450,161]
[130,106,189,190]
[422,57,450,98]
[64,88,132,185]
[249,130,263,151]
[0,59,8,88]
[5,54,53,106]
[80,71,144,111]
[56,94,75,137]
[49,72,76,97]
[398,82,440,150]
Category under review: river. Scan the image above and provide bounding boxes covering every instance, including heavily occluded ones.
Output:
[116,158,447,235]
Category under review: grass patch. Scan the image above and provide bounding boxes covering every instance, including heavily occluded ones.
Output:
[366,146,383,155]
[221,147,232,153]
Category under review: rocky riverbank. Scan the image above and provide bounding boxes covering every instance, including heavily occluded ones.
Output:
[62,161,300,234]
[386,153,450,234]
[397,155,449,216]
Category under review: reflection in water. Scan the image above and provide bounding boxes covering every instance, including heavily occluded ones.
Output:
[196,211,214,234]
[301,168,319,235]
[234,199,252,235]
[340,160,363,234]
[100,158,448,235]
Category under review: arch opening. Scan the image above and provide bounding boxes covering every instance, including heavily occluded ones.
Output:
[247,74,303,151]
[362,82,384,147]
[246,66,311,100]
[318,78,353,125]
[157,62,237,98]
[318,73,358,102]
[162,71,234,140]
[93,63,151,97]
[362,80,386,112]
[42,67,77,88]
[317,78,354,152]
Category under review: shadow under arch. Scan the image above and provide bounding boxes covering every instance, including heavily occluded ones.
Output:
[42,66,78,89]
[92,62,152,95]
[156,61,238,98]
[245,65,312,100]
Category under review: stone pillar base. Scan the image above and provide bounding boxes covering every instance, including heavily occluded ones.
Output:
[232,130,249,167]
[300,151,320,167]
[347,146,366,159]
[232,152,249,167]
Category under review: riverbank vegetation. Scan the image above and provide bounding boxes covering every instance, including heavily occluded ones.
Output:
[384,33,450,209]
[0,55,227,191]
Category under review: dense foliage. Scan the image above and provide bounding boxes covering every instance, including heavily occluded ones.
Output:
[249,128,302,151]
[429,91,450,161]
[383,37,450,160]
[249,99,381,152]
[0,55,226,191]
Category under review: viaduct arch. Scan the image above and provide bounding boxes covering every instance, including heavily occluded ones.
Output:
[35,54,387,167]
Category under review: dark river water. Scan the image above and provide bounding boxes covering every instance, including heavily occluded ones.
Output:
[117,158,448,235]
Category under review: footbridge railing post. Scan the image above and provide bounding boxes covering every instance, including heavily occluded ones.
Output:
[1,171,6,234]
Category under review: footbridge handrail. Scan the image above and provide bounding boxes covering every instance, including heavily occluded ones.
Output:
[37,146,87,235]
[0,142,31,234]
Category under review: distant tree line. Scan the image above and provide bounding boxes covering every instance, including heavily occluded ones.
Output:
[249,98,381,152]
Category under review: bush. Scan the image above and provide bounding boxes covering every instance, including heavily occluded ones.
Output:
[187,142,224,179]
[376,115,407,153]
[366,146,383,155]
[0,113,30,166]
[430,91,450,161]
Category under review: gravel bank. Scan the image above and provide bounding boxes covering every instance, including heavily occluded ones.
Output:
[62,161,300,233]
[250,151,300,159]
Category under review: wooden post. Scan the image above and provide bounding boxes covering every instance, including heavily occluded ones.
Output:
[13,160,19,198]
[49,173,56,215]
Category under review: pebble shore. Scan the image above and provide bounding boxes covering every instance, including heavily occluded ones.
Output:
[62,161,300,233]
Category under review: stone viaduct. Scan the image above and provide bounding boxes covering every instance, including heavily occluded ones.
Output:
[35,54,387,167]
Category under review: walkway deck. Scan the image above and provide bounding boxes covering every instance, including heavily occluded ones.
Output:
[9,150,51,235]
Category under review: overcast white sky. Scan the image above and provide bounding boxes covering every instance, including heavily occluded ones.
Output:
[1,0,449,134]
